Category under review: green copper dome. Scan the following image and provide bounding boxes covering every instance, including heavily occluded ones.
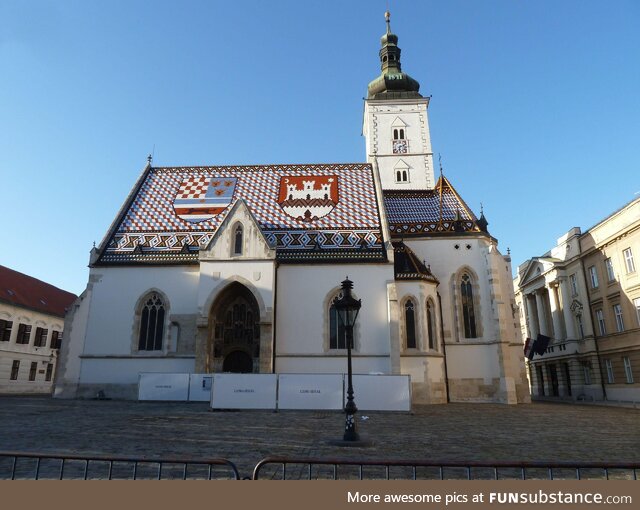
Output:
[367,12,422,100]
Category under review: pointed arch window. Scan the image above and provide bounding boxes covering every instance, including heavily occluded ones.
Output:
[233,224,243,255]
[138,293,165,351]
[329,294,348,350]
[405,299,417,349]
[461,273,477,338]
[426,299,436,350]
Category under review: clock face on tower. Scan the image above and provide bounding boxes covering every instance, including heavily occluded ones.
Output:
[393,140,408,154]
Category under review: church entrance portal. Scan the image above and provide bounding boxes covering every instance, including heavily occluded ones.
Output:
[208,282,261,373]
[222,350,253,373]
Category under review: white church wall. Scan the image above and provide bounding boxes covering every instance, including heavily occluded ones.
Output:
[82,266,199,356]
[275,263,394,374]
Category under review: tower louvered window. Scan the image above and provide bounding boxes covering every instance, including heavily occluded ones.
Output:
[138,293,165,351]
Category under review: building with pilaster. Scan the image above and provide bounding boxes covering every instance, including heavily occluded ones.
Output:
[514,197,640,402]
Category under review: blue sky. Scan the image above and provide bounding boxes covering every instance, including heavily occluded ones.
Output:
[1,0,639,295]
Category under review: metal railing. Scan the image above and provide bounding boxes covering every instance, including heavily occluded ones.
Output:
[252,457,640,481]
[0,451,240,480]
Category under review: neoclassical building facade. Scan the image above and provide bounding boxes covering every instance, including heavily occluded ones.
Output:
[55,13,529,405]
[514,197,640,402]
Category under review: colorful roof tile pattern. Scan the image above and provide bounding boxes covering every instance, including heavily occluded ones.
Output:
[98,164,385,264]
[383,176,484,237]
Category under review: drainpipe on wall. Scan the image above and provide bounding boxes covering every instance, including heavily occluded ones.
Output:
[271,261,279,374]
[437,292,451,403]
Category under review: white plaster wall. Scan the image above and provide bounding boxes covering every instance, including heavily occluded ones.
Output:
[406,236,500,343]
[275,263,394,370]
[275,357,390,374]
[79,357,195,385]
[82,266,199,356]
[363,99,435,190]
[446,343,500,380]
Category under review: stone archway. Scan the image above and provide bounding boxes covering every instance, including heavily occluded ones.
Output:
[207,282,261,373]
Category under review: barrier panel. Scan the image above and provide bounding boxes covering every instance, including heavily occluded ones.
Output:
[138,373,190,401]
[348,374,411,411]
[277,374,344,410]
[211,373,277,410]
[188,374,213,402]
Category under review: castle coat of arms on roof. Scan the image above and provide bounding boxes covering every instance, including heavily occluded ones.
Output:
[277,175,339,222]
[173,176,237,223]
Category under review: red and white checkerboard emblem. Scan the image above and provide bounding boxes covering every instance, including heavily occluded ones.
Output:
[277,175,339,222]
[173,176,237,223]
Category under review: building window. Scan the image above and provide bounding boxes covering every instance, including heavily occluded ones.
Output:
[45,363,54,382]
[405,300,417,349]
[395,169,408,182]
[426,299,436,350]
[233,224,243,255]
[576,314,585,338]
[16,324,32,344]
[329,295,348,349]
[34,327,48,347]
[138,293,166,351]
[460,273,477,338]
[392,128,405,140]
[582,362,592,385]
[10,360,19,380]
[634,298,640,327]
[613,304,624,332]
[588,266,599,289]
[569,274,578,296]
[51,331,62,349]
[605,258,616,282]
[623,357,634,383]
[605,359,614,384]
[28,362,37,381]
[595,309,606,335]
[623,248,636,274]
[0,319,12,342]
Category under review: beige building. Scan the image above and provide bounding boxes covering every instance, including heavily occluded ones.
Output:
[514,197,640,402]
[0,265,76,394]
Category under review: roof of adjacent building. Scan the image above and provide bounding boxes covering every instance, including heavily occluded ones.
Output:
[383,176,489,237]
[97,163,386,265]
[0,265,77,318]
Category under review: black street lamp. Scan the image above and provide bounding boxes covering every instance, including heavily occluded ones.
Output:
[330,277,372,447]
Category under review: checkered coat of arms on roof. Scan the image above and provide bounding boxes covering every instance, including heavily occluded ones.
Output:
[277,175,339,222]
[173,176,237,223]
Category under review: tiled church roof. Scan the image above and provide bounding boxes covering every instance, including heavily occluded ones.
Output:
[383,176,485,237]
[97,163,386,264]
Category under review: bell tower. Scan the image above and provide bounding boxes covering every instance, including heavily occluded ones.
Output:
[363,12,435,190]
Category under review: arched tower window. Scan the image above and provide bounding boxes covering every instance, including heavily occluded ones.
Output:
[426,299,436,350]
[461,273,477,338]
[138,293,165,351]
[233,224,243,255]
[392,128,405,140]
[405,299,417,349]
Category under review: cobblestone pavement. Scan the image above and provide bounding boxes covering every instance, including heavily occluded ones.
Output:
[1,397,638,478]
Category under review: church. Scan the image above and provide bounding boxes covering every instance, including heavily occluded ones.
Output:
[55,13,530,404]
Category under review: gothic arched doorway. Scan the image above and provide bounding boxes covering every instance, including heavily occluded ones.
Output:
[208,282,260,373]
[223,350,253,373]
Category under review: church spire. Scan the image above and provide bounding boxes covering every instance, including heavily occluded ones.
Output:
[367,11,421,99]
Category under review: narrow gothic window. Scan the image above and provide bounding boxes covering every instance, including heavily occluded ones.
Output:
[461,274,477,338]
[402,170,408,181]
[426,300,436,350]
[405,300,416,349]
[329,294,348,349]
[234,224,243,255]
[399,128,405,139]
[393,128,399,140]
[138,293,165,351]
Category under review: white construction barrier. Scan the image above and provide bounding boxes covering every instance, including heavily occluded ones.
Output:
[138,373,190,401]
[188,374,213,402]
[211,373,277,410]
[277,374,344,410]
[348,374,411,411]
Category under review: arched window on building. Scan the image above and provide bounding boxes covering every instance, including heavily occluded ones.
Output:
[329,294,347,350]
[233,224,243,255]
[405,299,417,349]
[138,293,165,351]
[460,273,477,338]
[426,299,436,350]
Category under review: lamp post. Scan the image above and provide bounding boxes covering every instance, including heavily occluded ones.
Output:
[330,277,372,446]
